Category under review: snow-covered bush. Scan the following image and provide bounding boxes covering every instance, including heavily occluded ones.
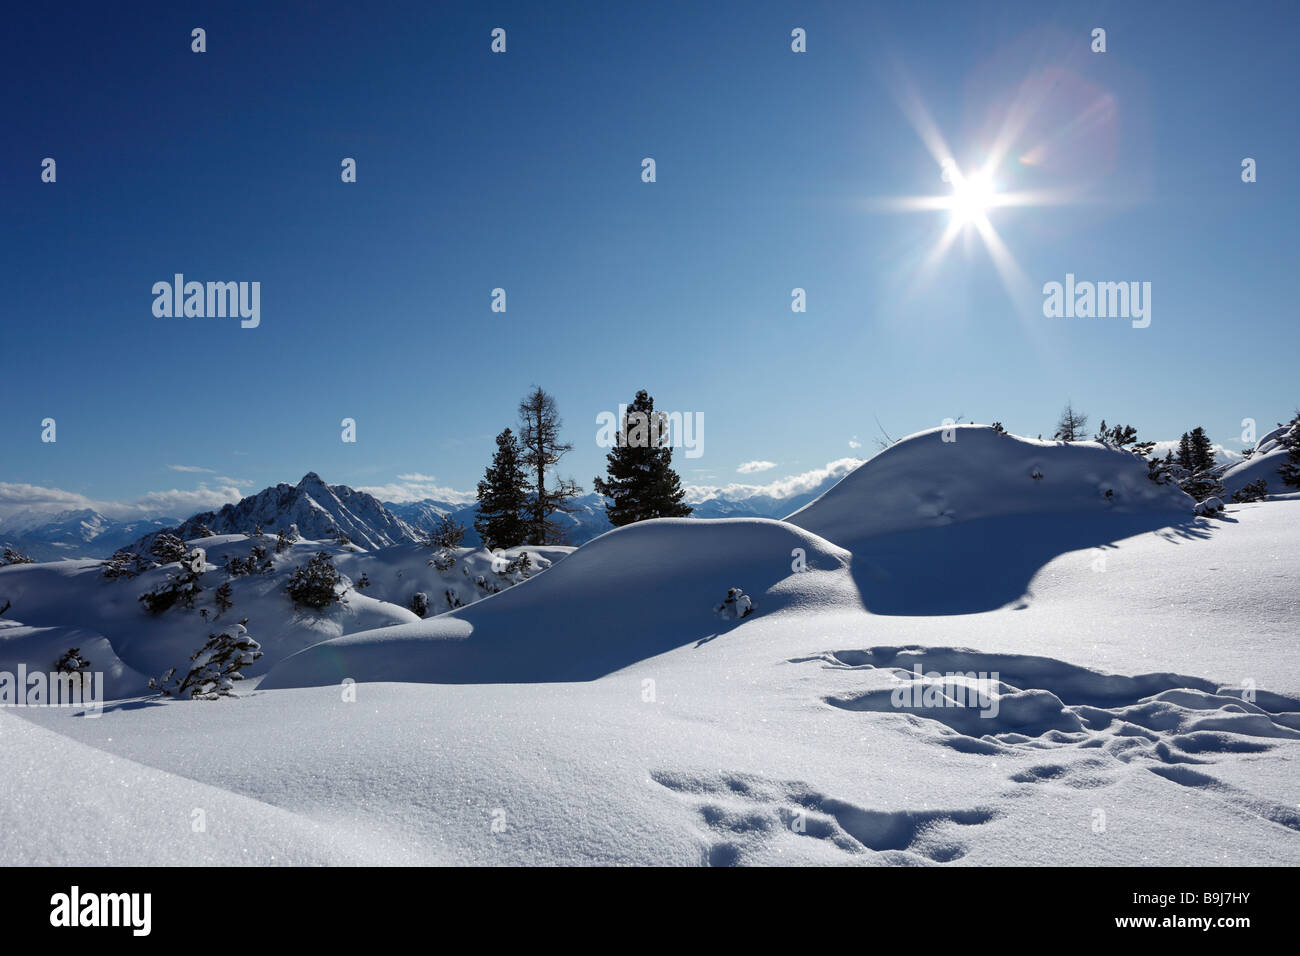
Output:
[1194,496,1225,517]
[225,545,271,577]
[354,572,371,591]
[53,647,91,675]
[149,622,262,700]
[275,524,300,554]
[139,552,205,614]
[714,587,754,620]
[1231,479,1269,503]
[2,547,35,566]
[149,533,187,564]
[102,550,154,579]
[1279,415,1300,489]
[445,589,463,610]
[410,591,430,618]
[430,550,456,572]
[286,551,345,609]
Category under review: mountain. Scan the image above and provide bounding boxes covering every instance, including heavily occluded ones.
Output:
[385,464,857,547]
[0,510,182,562]
[133,473,422,553]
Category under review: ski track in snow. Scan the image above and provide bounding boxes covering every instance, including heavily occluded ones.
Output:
[786,645,1300,840]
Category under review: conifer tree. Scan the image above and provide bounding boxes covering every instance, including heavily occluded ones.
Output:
[1053,402,1088,442]
[1280,414,1300,489]
[475,428,530,549]
[517,387,583,544]
[1187,426,1216,473]
[593,389,693,526]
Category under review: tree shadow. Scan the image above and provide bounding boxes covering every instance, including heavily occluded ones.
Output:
[844,510,1211,616]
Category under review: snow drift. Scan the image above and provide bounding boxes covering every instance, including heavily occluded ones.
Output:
[262,518,856,687]
[785,425,1192,543]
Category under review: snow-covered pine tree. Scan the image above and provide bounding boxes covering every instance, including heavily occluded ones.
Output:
[1176,432,1194,471]
[53,647,92,676]
[1231,479,1269,503]
[149,533,187,564]
[410,592,430,617]
[286,551,345,609]
[1053,402,1088,442]
[592,389,693,527]
[102,549,154,579]
[475,427,530,549]
[149,621,262,700]
[1,547,35,566]
[138,550,205,614]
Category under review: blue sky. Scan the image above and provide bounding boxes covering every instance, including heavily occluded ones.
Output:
[2,0,1297,518]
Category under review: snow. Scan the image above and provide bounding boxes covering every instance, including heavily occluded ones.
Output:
[3,425,1298,866]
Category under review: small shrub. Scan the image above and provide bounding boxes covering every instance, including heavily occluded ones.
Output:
[286,551,345,609]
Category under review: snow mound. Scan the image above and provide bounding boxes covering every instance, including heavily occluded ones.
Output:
[262,518,855,687]
[785,425,1191,543]
[1219,423,1299,498]
[0,619,148,700]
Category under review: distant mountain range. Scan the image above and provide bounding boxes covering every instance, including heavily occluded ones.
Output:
[1,465,859,562]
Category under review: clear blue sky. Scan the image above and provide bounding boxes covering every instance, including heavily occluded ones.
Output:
[2,0,1296,515]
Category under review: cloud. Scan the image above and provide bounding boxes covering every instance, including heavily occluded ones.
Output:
[685,457,865,503]
[736,460,777,475]
[0,481,246,527]
[848,436,863,449]
[167,464,214,473]
[357,477,478,506]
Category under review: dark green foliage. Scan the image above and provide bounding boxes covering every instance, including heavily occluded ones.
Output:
[286,552,345,610]
[149,534,187,564]
[592,389,693,527]
[475,428,530,549]
[149,621,262,700]
[1231,479,1269,503]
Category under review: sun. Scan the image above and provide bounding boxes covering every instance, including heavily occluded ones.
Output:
[944,164,997,226]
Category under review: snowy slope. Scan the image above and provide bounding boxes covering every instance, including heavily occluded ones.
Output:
[1218,422,1299,498]
[0,533,568,693]
[786,425,1191,543]
[3,426,1298,866]
[262,518,855,687]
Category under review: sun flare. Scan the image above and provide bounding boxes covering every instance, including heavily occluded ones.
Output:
[945,165,997,226]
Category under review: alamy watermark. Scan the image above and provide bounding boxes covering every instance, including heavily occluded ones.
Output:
[595,406,704,459]
[0,666,103,717]
[891,665,1001,719]
[1042,273,1150,329]
[152,274,260,328]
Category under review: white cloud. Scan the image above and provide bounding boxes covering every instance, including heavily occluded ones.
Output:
[685,457,865,504]
[848,436,862,449]
[167,464,214,473]
[357,478,478,506]
[0,481,246,526]
[736,460,777,475]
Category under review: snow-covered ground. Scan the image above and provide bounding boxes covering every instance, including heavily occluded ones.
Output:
[2,427,1297,866]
